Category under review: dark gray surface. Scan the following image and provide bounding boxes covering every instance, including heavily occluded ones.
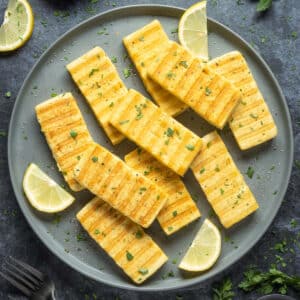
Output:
[0,0,299,299]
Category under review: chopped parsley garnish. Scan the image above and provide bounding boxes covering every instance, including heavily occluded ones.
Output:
[168,226,173,232]
[76,233,86,241]
[5,91,11,98]
[186,144,195,151]
[220,188,225,195]
[166,71,175,79]
[138,36,145,41]
[179,61,188,68]
[139,187,147,193]
[92,156,98,163]
[138,268,149,275]
[246,166,255,179]
[215,165,220,172]
[109,102,114,107]
[166,128,174,137]
[135,103,147,120]
[135,230,143,239]
[126,251,134,261]
[70,130,78,139]
[119,120,129,125]
[51,93,57,97]
[89,68,99,77]
[250,113,258,120]
[0,131,7,137]
[123,68,131,78]
[290,218,297,228]
[111,56,117,63]
[207,141,212,148]
[205,87,212,96]
[200,168,205,174]
[171,28,178,34]
[295,160,300,169]
[94,229,100,235]
[172,210,178,217]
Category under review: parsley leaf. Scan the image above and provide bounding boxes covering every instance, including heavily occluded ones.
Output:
[212,278,235,300]
[257,0,273,12]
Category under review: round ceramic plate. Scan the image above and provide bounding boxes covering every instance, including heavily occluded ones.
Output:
[8,5,293,291]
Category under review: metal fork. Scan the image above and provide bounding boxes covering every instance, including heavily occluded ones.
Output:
[0,256,56,300]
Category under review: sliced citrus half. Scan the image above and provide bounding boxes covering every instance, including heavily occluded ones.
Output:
[0,0,34,52]
[178,1,208,61]
[179,219,221,272]
[23,163,75,213]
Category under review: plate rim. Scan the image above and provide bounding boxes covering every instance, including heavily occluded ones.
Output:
[7,4,294,292]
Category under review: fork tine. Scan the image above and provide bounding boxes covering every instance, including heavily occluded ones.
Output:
[0,270,31,296]
[9,256,44,281]
[3,266,37,291]
[6,260,41,286]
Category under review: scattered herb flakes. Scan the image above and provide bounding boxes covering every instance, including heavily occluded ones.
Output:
[220,188,225,195]
[126,251,134,261]
[212,278,235,300]
[291,31,298,39]
[207,141,212,148]
[94,229,100,235]
[5,91,11,98]
[199,167,205,174]
[92,156,98,163]
[179,61,188,68]
[246,166,255,179]
[76,233,86,241]
[168,226,173,232]
[138,36,145,42]
[256,0,273,12]
[186,144,195,151]
[89,68,99,77]
[135,230,143,239]
[138,268,149,275]
[215,165,220,172]
[166,71,175,79]
[111,56,117,63]
[273,240,288,253]
[119,119,129,125]
[172,258,178,264]
[171,28,178,34]
[295,160,300,169]
[0,131,7,137]
[172,210,178,217]
[290,219,298,228]
[52,214,61,225]
[70,130,78,139]
[165,127,174,137]
[51,93,58,97]
[123,68,131,78]
[250,113,258,120]
[205,87,212,96]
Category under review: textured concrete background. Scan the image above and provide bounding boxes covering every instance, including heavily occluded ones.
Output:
[0,0,299,299]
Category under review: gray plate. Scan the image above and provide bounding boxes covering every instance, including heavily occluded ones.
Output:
[8,5,293,292]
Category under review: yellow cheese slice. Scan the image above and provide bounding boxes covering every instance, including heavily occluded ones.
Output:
[35,93,93,191]
[77,197,168,284]
[123,20,187,116]
[190,131,259,228]
[125,148,201,235]
[110,89,202,176]
[74,142,168,228]
[148,42,242,129]
[208,51,277,150]
[67,47,127,145]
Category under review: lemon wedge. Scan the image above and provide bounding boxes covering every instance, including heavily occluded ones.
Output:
[0,0,34,52]
[179,219,221,272]
[178,1,208,61]
[23,163,75,213]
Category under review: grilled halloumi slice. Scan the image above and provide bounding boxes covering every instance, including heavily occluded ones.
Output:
[77,197,168,284]
[35,93,93,191]
[125,149,201,235]
[67,47,127,145]
[110,89,202,176]
[74,142,168,228]
[190,131,259,228]
[148,42,242,129]
[208,51,277,150]
[123,20,187,116]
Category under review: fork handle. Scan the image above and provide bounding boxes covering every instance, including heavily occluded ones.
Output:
[49,290,56,300]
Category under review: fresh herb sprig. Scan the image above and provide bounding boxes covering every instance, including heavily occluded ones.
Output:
[239,266,300,295]
[212,278,235,300]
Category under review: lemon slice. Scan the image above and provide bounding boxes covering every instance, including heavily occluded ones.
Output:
[179,219,221,272]
[178,1,208,61]
[23,163,75,213]
[0,0,34,52]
